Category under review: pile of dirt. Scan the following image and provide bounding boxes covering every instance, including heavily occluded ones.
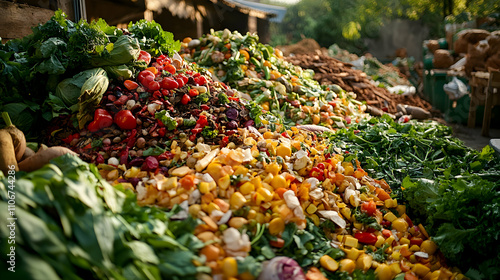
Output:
[285,52,434,116]
[277,38,324,56]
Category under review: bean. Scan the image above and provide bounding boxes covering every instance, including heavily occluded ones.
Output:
[102,138,111,146]
[112,136,122,143]
[136,137,146,148]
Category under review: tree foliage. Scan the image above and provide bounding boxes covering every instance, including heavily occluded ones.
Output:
[271,0,500,53]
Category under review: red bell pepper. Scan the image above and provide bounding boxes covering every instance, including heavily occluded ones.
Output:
[88,109,113,132]
[309,167,324,181]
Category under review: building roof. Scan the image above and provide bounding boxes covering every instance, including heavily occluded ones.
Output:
[227,0,286,22]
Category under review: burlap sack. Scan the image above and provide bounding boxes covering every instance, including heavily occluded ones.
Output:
[433,49,454,69]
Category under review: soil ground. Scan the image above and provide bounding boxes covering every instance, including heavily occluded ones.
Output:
[450,123,500,151]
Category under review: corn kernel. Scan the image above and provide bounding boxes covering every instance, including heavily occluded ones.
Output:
[339,259,356,274]
[257,187,274,202]
[400,237,410,245]
[239,182,255,195]
[389,262,401,275]
[270,174,287,189]
[228,217,248,229]
[207,202,221,214]
[392,218,409,232]
[263,131,274,139]
[269,217,285,235]
[343,247,361,260]
[247,209,257,220]
[375,264,393,280]
[385,236,395,245]
[230,192,246,210]
[199,182,211,194]
[234,165,249,176]
[356,253,373,271]
[218,175,231,190]
[353,222,363,230]
[250,176,263,189]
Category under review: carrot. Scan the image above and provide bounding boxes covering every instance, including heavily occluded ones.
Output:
[0,130,18,173]
[18,145,77,172]
[2,112,26,161]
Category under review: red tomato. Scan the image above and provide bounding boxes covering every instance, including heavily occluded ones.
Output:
[269,238,285,248]
[354,232,377,245]
[148,81,161,91]
[160,77,179,90]
[181,94,191,105]
[176,77,185,87]
[361,200,377,216]
[164,64,176,74]
[137,50,151,65]
[194,75,207,85]
[114,110,137,130]
[138,70,155,85]
[410,237,423,247]
[123,80,139,90]
[188,89,199,97]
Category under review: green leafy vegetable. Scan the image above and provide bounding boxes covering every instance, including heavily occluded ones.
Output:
[155,110,178,130]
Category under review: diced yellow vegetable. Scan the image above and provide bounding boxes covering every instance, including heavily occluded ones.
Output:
[392,218,409,232]
[383,212,397,222]
[222,257,238,278]
[207,202,221,214]
[199,182,210,194]
[385,236,395,245]
[409,245,420,252]
[309,214,320,226]
[400,237,410,245]
[375,264,393,280]
[344,236,359,248]
[250,176,263,189]
[339,259,356,274]
[228,217,248,229]
[320,255,339,272]
[375,235,385,248]
[343,247,361,260]
[230,192,246,209]
[356,253,373,271]
[239,182,255,195]
[270,174,287,189]
[391,251,401,261]
[218,175,231,190]
[233,165,249,176]
[420,240,437,255]
[268,217,285,235]
[389,262,401,275]
[412,263,431,277]
[257,187,274,202]
[276,144,292,158]
[306,203,318,214]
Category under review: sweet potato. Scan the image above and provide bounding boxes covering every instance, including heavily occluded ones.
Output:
[2,112,26,162]
[18,145,77,172]
[0,129,18,174]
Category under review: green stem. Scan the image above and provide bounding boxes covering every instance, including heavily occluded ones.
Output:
[2,112,12,127]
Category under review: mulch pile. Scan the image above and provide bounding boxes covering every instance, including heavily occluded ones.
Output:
[285,53,434,115]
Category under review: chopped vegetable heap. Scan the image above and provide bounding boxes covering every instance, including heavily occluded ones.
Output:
[181,29,368,129]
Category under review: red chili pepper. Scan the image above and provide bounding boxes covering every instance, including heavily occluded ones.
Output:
[221,136,229,146]
[123,129,137,148]
[62,133,80,144]
[88,109,113,132]
[317,163,325,170]
[181,94,191,105]
[120,147,129,166]
[194,75,207,85]
[157,151,174,161]
[309,167,324,181]
[228,97,239,102]
[195,115,208,129]
[114,110,137,130]
[281,131,290,138]
[354,232,378,245]
[200,104,210,111]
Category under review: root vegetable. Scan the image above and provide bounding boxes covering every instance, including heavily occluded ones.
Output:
[20,147,35,161]
[18,146,77,172]
[2,112,26,161]
[0,130,18,173]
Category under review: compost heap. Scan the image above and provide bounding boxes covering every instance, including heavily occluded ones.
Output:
[284,53,433,116]
[0,16,474,280]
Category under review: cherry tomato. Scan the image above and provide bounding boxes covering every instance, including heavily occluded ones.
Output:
[114,110,137,130]
[137,50,151,65]
[164,64,176,74]
[138,70,155,85]
[160,77,179,90]
[181,94,191,105]
[194,75,207,85]
[354,232,377,245]
[148,81,161,91]
[361,200,377,216]
[176,77,185,87]
[124,80,139,90]
[189,88,199,97]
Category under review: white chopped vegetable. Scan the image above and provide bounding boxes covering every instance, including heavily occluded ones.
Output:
[136,182,146,200]
[222,228,251,257]
[188,189,201,204]
[147,102,161,114]
[196,143,211,153]
[283,190,305,220]
[242,148,253,162]
[309,188,324,200]
[107,157,119,166]
[304,177,320,190]
[414,252,429,258]
[170,200,189,220]
[318,210,347,229]
[217,210,233,225]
